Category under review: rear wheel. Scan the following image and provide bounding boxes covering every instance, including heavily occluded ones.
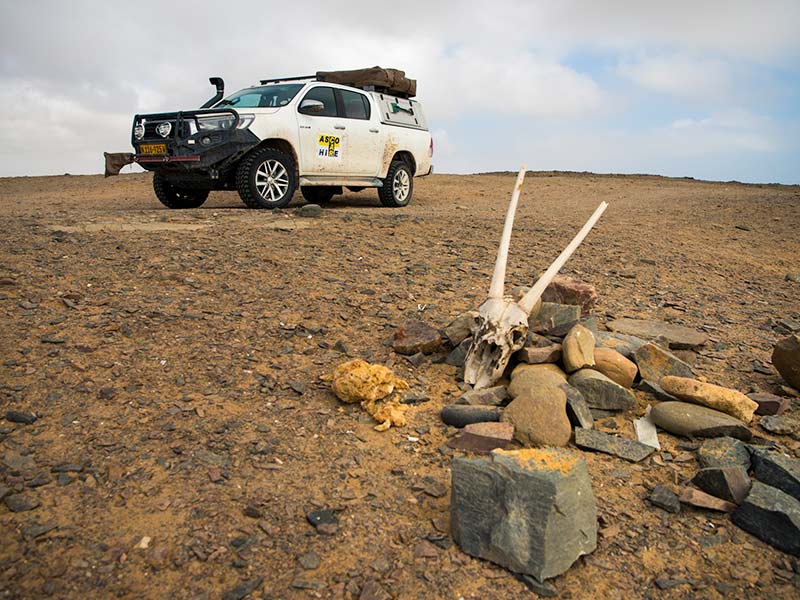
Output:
[378,160,413,207]
[152,173,209,209]
[301,186,337,204]
[236,148,297,209]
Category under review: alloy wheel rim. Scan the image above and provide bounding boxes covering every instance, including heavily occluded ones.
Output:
[393,169,410,202]
[255,160,289,202]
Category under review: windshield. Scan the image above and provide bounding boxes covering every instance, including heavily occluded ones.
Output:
[215,83,304,108]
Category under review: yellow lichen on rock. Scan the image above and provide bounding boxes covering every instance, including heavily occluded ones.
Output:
[325,359,409,430]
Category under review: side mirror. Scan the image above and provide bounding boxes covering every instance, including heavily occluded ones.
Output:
[299,99,325,115]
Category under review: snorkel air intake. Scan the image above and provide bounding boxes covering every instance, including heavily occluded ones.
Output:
[201,77,225,109]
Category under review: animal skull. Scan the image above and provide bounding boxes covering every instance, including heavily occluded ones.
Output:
[463,167,608,389]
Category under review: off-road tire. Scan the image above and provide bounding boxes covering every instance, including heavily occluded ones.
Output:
[236,148,297,209]
[378,160,413,207]
[152,173,209,209]
[301,186,336,204]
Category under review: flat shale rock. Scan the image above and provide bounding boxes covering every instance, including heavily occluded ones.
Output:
[649,484,681,513]
[561,324,595,373]
[691,467,751,504]
[751,450,800,501]
[633,343,694,382]
[748,392,790,416]
[529,303,581,335]
[457,386,509,406]
[697,437,751,470]
[759,415,795,435]
[5,410,37,425]
[4,493,40,512]
[441,405,502,428]
[445,338,471,367]
[561,383,594,429]
[772,334,800,390]
[650,402,752,441]
[595,331,647,359]
[539,275,598,313]
[567,369,635,410]
[448,422,515,454]
[517,343,562,365]
[451,448,597,581]
[607,318,708,350]
[660,376,758,423]
[508,364,567,399]
[679,487,736,512]
[732,482,800,556]
[636,379,679,402]
[593,348,637,388]
[501,388,571,448]
[444,311,479,346]
[574,427,655,462]
[392,319,442,355]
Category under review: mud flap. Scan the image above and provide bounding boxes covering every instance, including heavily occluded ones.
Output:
[104,152,135,177]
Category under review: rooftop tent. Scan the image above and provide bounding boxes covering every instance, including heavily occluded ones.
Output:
[315,67,417,98]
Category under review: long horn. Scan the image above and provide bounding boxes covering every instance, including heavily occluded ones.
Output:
[488,167,527,299]
[518,201,608,314]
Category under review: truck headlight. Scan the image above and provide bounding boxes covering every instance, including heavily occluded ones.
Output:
[134,122,145,140]
[196,114,254,131]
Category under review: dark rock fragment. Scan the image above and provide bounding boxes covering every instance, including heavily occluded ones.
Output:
[691,467,751,504]
[732,482,800,556]
[751,450,800,501]
[440,404,501,428]
[574,428,655,462]
[649,484,681,513]
[5,411,37,425]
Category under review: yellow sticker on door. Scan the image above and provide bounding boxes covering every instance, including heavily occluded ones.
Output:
[318,134,341,158]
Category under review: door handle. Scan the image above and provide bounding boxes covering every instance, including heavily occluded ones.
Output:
[369,128,379,133]
[334,124,346,130]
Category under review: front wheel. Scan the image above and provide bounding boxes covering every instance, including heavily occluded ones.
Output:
[152,173,209,209]
[236,148,297,209]
[378,160,413,207]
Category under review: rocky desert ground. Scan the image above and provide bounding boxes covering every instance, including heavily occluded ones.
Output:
[1,171,799,599]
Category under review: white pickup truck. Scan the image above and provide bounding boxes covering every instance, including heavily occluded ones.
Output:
[107,68,433,209]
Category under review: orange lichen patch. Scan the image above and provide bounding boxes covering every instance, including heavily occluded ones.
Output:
[494,447,580,474]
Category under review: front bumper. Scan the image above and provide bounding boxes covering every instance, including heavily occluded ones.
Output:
[131,109,259,175]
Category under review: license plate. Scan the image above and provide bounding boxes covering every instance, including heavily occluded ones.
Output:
[139,143,167,155]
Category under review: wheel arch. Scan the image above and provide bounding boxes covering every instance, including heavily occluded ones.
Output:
[382,150,416,178]
[242,138,299,174]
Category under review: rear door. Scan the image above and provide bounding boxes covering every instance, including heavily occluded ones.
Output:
[336,89,380,177]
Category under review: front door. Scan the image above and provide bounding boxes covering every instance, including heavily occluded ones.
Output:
[296,85,349,176]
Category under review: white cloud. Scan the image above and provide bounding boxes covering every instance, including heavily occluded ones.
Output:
[618,54,733,100]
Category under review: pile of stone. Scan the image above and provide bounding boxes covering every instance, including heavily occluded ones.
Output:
[422,275,800,579]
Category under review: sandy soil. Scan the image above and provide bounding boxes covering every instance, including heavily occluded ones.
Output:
[1,171,799,599]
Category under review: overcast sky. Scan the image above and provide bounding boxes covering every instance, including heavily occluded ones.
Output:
[1,0,799,183]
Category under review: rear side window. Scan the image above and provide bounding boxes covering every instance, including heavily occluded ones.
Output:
[340,89,371,120]
[300,86,337,117]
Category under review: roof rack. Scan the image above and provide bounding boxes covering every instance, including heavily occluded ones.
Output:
[259,75,316,85]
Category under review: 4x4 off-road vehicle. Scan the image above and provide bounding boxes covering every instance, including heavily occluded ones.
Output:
[105,67,433,209]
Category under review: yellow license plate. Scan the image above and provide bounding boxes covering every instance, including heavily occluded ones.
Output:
[139,143,167,155]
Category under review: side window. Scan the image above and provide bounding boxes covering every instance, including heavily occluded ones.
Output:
[340,89,370,120]
[299,86,337,117]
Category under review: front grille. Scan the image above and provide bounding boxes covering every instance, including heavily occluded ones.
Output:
[136,114,193,141]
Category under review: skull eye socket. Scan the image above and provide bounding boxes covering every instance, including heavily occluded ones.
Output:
[512,330,524,344]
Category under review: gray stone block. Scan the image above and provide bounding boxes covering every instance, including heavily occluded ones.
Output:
[451,448,597,581]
